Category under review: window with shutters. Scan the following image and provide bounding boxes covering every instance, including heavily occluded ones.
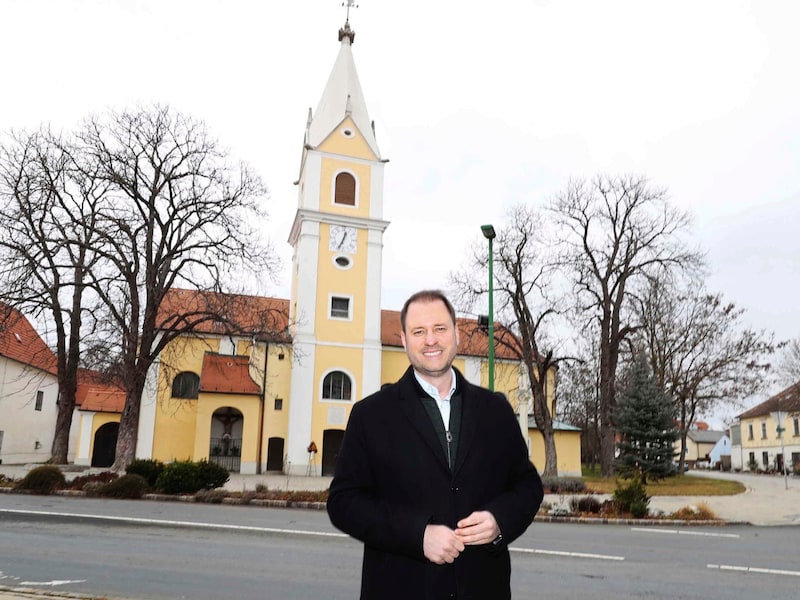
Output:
[334,172,356,206]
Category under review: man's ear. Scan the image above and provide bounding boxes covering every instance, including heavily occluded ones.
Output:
[400,331,407,350]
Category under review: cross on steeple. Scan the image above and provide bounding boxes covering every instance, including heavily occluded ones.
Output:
[342,0,359,24]
[339,1,358,42]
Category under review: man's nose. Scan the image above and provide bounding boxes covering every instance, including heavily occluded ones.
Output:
[423,330,438,344]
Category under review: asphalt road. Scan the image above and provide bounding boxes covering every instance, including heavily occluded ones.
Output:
[1,495,798,599]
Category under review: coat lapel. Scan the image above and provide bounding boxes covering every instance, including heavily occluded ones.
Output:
[453,371,479,476]
[395,368,450,473]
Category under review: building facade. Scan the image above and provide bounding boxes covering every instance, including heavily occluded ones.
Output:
[730,381,800,473]
[69,19,582,477]
[0,303,63,464]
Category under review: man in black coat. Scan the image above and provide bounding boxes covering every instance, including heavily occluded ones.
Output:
[327,290,544,599]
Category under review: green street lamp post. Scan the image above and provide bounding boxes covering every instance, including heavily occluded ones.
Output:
[481,224,496,391]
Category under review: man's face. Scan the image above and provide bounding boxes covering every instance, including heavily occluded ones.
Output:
[401,299,459,381]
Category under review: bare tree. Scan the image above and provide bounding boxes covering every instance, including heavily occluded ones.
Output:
[552,175,701,476]
[634,275,779,470]
[0,128,105,463]
[776,338,800,387]
[557,333,602,468]
[71,105,279,470]
[452,206,573,476]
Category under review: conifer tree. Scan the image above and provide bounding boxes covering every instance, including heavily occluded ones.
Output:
[614,355,678,484]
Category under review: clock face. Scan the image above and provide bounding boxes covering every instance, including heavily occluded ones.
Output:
[329,225,357,254]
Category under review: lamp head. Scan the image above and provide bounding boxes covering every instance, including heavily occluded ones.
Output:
[480,224,496,240]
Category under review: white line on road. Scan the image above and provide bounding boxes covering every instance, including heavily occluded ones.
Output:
[707,564,800,577]
[2,508,625,562]
[511,547,624,561]
[632,527,740,538]
[19,579,87,586]
[0,508,348,538]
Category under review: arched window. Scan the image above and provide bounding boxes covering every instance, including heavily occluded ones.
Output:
[172,371,200,399]
[334,172,356,206]
[322,370,352,401]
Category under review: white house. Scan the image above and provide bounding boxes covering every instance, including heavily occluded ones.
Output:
[0,303,60,464]
[709,433,732,468]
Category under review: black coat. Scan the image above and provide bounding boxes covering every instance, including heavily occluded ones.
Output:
[327,366,544,600]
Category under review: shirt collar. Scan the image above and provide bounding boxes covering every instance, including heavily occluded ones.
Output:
[413,368,457,402]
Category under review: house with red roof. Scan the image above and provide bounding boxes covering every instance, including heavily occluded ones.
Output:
[0,302,60,464]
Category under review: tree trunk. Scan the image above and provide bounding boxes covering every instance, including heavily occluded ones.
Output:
[49,388,75,463]
[531,381,559,477]
[112,393,141,471]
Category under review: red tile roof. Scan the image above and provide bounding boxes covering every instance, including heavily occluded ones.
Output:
[157,289,290,342]
[738,381,800,419]
[0,302,57,374]
[200,353,261,395]
[77,386,127,413]
[76,369,126,413]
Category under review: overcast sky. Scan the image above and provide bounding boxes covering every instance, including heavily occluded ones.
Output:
[2,1,798,417]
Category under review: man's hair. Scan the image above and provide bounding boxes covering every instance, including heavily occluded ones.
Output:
[400,290,457,332]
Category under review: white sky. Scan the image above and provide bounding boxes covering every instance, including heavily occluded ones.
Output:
[2,0,798,420]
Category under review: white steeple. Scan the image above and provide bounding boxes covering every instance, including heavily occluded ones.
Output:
[305,20,381,159]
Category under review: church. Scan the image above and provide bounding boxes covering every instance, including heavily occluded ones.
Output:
[69,17,581,477]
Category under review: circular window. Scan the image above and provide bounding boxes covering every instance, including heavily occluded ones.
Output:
[341,128,354,138]
[334,255,352,269]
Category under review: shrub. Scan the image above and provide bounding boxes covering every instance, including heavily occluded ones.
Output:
[154,459,228,494]
[83,481,106,497]
[255,483,269,493]
[542,477,586,494]
[126,458,165,488]
[671,502,718,521]
[69,471,118,490]
[570,495,602,514]
[613,478,650,516]
[98,474,149,499]
[196,459,229,490]
[630,499,648,518]
[155,460,202,494]
[16,466,66,495]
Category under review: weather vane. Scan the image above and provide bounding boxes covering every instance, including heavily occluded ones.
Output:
[342,0,359,23]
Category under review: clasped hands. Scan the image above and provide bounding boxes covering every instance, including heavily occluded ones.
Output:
[423,511,500,565]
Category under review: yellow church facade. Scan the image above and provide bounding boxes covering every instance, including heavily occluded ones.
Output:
[73,19,581,477]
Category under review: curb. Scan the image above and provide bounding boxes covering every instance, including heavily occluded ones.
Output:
[0,586,117,599]
[1,486,745,524]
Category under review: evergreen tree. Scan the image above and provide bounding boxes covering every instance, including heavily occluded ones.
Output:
[614,355,678,483]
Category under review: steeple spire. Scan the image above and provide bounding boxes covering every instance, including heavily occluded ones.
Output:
[305,0,380,159]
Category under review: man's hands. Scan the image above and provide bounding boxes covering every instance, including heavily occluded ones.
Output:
[423,524,465,564]
[455,511,500,546]
[424,512,501,564]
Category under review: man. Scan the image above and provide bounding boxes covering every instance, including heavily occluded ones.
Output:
[327,290,544,599]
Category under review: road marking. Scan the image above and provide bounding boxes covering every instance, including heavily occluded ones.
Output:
[2,508,625,561]
[632,527,740,539]
[0,508,348,538]
[511,547,624,561]
[19,579,87,586]
[707,564,800,577]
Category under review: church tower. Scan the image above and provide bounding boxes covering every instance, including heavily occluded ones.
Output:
[285,15,389,475]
